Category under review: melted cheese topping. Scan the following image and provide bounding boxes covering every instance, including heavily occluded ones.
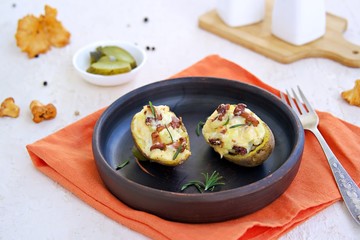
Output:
[131,105,190,162]
[202,104,265,157]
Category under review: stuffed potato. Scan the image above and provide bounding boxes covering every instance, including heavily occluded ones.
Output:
[202,103,275,167]
[131,103,191,166]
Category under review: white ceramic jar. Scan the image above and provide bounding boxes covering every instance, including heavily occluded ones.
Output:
[216,0,266,27]
[271,0,326,46]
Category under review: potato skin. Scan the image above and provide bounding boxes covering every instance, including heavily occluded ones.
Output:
[130,105,191,166]
[131,118,191,166]
[202,103,275,167]
[223,122,275,167]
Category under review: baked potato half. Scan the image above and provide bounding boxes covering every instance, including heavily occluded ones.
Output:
[131,103,191,166]
[202,103,275,167]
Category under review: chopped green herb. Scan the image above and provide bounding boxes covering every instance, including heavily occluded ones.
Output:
[165,125,174,143]
[181,171,225,193]
[229,123,247,129]
[116,159,129,170]
[223,116,230,126]
[196,121,205,136]
[148,101,156,120]
[173,145,183,160]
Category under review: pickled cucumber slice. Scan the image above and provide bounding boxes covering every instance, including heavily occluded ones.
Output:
[98,46,137,69]
[89,50,104,63]
[87,56,132,75]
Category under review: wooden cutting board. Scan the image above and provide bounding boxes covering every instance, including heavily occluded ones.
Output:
[198,0,360,68]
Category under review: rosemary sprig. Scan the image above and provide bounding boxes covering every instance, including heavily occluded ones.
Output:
[181,180,203,193]
[201,171,225,191]
[195,121,205,136]
[181,171,225,193]
[173,145,183,160]
[148,101,156,120]
[115,159,129,170]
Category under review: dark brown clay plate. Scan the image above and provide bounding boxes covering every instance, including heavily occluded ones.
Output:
[93,77,304,223]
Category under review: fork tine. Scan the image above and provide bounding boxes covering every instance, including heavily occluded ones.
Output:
[280,91,287,103]
[297,86,315,113]
[280,91,292,112]
[291,88,307,114]
[285,90,301,115]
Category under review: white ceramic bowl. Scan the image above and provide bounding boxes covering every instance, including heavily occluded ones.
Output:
[73,40,146,86]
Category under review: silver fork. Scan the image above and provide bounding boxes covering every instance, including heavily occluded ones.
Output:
[280,86,360,225]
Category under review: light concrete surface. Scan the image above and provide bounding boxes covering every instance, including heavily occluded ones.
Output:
[1,0,359,239]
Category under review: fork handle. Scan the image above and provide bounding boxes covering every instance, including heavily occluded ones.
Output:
[311,127,360,224]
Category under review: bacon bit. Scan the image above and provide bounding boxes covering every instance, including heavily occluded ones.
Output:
[180,142,187,153]
[156,113,163,120]
[172,137,187,151]
[172,140,180,149]
[145,117,153,125]
[145,115,162,125]
[232,146,247,155]
[233,103,246,116]
[216,104,230,121]
[220,126,227,134]
[245,114,259,126]
[169,116,182,128]
[156,125,165,132]
[150,142,166,151]
[209,138,222,146]
[151,131,161,142]
[150,129,166,150]
[233,103,259,127]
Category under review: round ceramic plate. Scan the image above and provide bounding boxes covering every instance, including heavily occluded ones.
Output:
[93,77,304,223]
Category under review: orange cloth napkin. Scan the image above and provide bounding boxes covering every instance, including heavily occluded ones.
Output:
[27,55,360,240]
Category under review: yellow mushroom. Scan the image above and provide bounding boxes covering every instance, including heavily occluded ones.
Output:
[0,97,20,118]
[30,100,57,123]
[341,79,360,107]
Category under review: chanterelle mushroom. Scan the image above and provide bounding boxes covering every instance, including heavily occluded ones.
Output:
[341,79,360,107]
[0,97,20,118]
[30,100,57,123]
